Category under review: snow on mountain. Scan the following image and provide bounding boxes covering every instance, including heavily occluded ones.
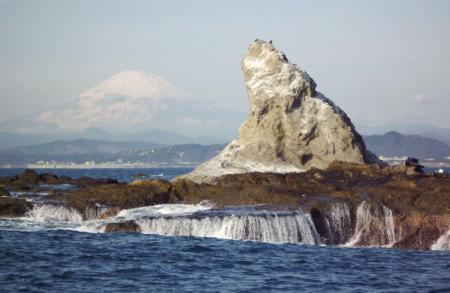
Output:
[79,70,186,100]
[35,70,189,131]
[1,70,245,140]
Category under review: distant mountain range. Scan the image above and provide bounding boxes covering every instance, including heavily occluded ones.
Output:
[0,131,449,166]
[0,70,245,145]
[0,138,225,165]
[363,131,450,161]
[358,123,450,145]
[0,127,225,150]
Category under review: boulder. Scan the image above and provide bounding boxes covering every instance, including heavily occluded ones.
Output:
[65,179,182,213]
[0,185,9,197]
[39,173,65,184]
[105,220,141,233]
[179,39,383,184]
[72,176,119,188]
[0,197,32,217]
[19,169,40,185]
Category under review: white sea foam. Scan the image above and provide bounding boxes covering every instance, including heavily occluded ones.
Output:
[344,201,396,247]
[136,212,320,244]
[431,229,450,251]
[115,202,214,219]
[76,203,215,234]
[18,202,318,244]
[329,201,352,244]
[111,203,321,244]
[75,221,106,233]
[9,191,49,198]
[25,204,83,224]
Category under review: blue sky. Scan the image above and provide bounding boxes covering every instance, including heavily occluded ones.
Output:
[1,0,449,128]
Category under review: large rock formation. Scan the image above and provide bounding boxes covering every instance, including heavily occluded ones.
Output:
[179,39,381,183]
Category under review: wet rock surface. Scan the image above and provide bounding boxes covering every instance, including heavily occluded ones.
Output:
[175,162,449,249]
[0,169,119,191]
[1,164,449,250]
[62,179,182,215]
[0,185,9,197]
[104,220,141,233]
[0,197,32,217]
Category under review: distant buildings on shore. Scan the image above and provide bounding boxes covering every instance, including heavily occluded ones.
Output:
[22,160,197,169]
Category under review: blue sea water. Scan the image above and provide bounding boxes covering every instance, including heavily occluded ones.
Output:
[0,167,194,183]
[1,231,450,292]
[1,167,450,292]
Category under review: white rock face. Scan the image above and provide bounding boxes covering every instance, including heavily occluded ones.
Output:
[179,39,381,183]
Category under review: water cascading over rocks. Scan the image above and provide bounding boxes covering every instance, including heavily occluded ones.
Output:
[136,213,321,244]
[431,229,450,250]
[313,201,354,245]
[26,204,83,224]
[345,201,397,247]
[179,39,382,184]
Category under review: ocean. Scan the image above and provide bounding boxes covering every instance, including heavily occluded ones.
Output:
[1,168,449,292]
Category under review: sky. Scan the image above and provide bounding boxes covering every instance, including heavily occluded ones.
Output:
[0,0,450,130]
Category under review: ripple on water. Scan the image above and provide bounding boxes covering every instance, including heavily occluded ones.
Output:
[0,230,449,292]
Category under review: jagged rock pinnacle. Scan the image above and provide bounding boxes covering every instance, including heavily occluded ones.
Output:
[178,39,382,183]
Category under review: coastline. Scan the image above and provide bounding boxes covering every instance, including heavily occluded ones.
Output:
[0,163,200,169]
[0,162,449,169]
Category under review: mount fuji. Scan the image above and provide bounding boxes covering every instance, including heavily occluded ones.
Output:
[0,70,245,145]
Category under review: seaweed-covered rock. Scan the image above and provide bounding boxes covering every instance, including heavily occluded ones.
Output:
[0,197,32,217]
[105,220,141,233]
[39,173,65,184]
[393,214,450,250]
[19,169,40,185]
[65,179,182,213]
[0,185,9,197]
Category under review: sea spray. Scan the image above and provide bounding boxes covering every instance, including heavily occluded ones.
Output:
[431,229,450,251]
[329,201,352,244]
[116,202,214,219]
[383,205,396,244]
[26,204,83,223]
[135,212,320,244]
[345,201,396,247]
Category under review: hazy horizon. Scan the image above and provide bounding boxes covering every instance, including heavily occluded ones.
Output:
[1,0,450,133]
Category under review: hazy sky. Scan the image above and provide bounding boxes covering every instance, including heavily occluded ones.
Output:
[1,0,449,128]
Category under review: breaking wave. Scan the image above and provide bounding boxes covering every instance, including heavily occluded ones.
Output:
[7,200,445,250]
[431,229,450,251]
[136,213,320,244]
[116,202,214,218]
[12,203,321,245]
[26,204,83,223]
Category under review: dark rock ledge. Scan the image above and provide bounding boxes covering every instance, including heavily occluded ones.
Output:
[1,163,449,250]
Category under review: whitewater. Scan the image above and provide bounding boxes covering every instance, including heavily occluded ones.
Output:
[2,200,447,251]
[1,168,450,292]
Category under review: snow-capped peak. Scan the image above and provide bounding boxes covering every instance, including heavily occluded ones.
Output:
[80,69,187,100]
[1,69,243,139]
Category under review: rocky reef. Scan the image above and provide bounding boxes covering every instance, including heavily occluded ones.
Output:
[0,169,119,217]
[179,39,382,184]
[1,165,448,250]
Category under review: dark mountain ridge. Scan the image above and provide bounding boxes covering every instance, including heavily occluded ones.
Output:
[0,132,449,166]
[363,131,450,160]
